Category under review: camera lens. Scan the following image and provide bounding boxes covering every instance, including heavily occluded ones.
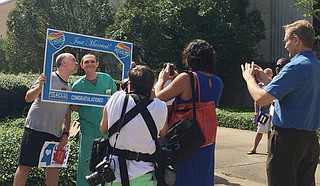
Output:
[85,160,116,186]
[86,172,105,186]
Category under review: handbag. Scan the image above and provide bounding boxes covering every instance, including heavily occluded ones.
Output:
[158,71,206,164]
[167,72,218,145]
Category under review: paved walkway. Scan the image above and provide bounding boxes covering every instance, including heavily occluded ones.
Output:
[214,127,320,186]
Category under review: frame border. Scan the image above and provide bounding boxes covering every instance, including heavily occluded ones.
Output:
[41,28,133,107]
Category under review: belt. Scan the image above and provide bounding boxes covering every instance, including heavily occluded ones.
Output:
[273,126,315,134]
[109,146,157,162]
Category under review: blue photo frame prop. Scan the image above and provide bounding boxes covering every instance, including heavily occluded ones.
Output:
[41,28,133,107]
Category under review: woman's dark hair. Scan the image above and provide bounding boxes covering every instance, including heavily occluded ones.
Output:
[128,65,154,97]
[182,39,216,73]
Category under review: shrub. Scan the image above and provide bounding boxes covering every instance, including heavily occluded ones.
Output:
[217,108,256,131]
[0,73,121,120]
[0,120,24,184]
[0,109,318,185]
[217,108,320,137]
[0,118,78,185]
[0,73,37,120]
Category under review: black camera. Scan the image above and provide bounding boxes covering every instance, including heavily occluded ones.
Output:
[163,63,175,76]
[85,159,116,186]
[169,64,174,76]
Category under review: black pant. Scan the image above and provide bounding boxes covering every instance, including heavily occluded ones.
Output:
[267,126,320,186]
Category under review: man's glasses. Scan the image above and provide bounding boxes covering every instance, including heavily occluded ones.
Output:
[283,34,296,44]
[276,64,283,68]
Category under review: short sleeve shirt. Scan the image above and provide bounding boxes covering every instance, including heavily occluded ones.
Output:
[264,50,320,131]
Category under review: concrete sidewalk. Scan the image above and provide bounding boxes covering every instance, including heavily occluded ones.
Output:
[214,127,320,186]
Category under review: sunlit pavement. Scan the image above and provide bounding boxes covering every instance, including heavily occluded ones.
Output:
[214,127,320,186]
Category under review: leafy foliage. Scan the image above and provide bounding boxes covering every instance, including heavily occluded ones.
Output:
[0,109,319,185]
[0,38,8,72]
[5,0,115,74]
[0,118,78,185]
[4,0,266,107]
[107,0,265,107]
[293,0,320,21]
[293,0,320,41]
[0,73,37,119]
[107,0,265,68]
[217,108,256,131]
[0,123,24,184]
[0,73,116,119]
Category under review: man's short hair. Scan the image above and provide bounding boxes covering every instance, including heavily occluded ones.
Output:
[128,65,154,97]
[283,20,315,49]
[56,53,68,68]
[80,54,96,64]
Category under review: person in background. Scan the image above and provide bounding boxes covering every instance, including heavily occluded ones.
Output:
[275,58,290,75]
[269,58,290,125]
[119,61,137,92]
[71,54,117,186]
[100,65,168,185]
[247,68,273,155]
[241,19,320,186]
[131,61,137,68]
[154,39,223,186]
[13,53,78,186]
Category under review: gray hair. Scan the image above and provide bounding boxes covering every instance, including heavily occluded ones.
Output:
[55,53,69,68]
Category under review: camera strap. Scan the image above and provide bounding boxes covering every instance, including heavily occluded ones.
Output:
[108,94,152,138]
[108,93,153,186]
[117,93,158,186]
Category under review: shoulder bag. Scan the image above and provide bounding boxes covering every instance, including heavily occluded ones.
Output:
[167,71,218,146]
[158,71,207,164]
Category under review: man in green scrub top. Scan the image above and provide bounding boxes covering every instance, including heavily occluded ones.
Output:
[72,54,117,186]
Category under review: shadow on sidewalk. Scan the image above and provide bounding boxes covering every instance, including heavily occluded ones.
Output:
[246,152,268,156]
[215,175,241,186]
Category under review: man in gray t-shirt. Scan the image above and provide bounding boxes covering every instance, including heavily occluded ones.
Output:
[13,53,78,186]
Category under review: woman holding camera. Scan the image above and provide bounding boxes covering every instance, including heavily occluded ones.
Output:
[155,39,223,186]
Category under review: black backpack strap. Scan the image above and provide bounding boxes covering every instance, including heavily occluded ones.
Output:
[119,156,129,186]
[108,147,157,162]
[118,94,129,133]
[107,93,158,163]
[131,94,167,186]
[108,95,152,137]
[108,94,152,186]
[130,93,157,140]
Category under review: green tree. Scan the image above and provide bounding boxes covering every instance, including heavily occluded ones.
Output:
[293,0,320,40]
[293,0,320,21]
[0,38,8,72]
[107,0,265,107]
[5,0,115,74]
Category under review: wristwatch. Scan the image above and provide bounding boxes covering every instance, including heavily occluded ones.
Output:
[62,131,69,137]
